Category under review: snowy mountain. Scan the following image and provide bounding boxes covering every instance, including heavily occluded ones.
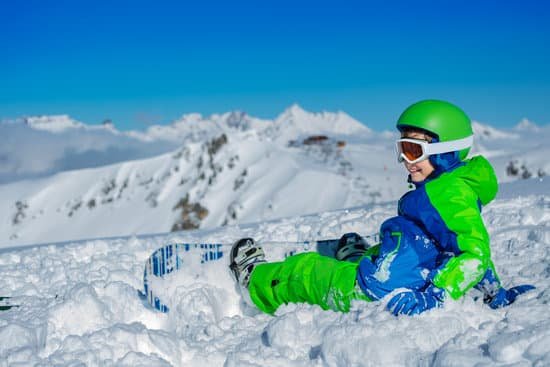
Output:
[0,122,397,248]
[272,104,371,140]
[129,104,370,144]
[0,107,548,249]
[0,105,369,185]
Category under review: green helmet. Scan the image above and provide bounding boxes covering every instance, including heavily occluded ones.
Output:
[396,100,473,160]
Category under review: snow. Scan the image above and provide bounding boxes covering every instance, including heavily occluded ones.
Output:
[0,105,549,365]
[514,118,541,132]
[472,121,519,141]
[273,104,371,139]
[0,185,548,365]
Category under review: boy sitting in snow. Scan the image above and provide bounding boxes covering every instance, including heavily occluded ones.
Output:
[229,100,534,316]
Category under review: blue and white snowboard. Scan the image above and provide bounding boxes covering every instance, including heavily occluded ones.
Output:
[142,235,379,312]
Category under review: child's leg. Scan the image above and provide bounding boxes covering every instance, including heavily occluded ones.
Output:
[247,252,369,314]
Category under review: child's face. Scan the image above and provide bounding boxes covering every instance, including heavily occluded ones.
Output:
[401,131,435,183]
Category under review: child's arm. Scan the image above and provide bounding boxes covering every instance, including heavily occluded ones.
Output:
[426,180,491,300]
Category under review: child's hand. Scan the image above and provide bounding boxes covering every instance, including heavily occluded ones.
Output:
[487,285,535,309]
[387,285,445,316]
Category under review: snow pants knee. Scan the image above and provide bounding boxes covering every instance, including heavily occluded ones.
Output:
[248,252,370,314]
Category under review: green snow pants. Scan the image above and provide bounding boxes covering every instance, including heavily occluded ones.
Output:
[248,252,370,314]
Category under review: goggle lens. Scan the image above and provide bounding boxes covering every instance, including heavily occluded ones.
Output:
[399,141,424,161]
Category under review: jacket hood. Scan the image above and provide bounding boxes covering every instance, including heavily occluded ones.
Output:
[429,151,462,175]
[456,156,498,205]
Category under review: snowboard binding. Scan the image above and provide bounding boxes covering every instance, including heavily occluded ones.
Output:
[229,238,266,288]
[335,232,369,262]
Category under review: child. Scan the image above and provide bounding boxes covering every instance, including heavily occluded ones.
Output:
[229,100,534,316]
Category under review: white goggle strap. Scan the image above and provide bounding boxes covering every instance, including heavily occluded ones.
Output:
[424,135,474,155]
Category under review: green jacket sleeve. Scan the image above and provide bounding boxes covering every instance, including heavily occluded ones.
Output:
[425,158,497,300]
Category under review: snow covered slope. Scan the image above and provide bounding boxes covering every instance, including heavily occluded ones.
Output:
[0,177,547,366]
[1,108,548,249]
[0,107,398,248]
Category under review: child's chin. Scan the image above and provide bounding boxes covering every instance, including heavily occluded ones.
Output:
[409,172,426,182]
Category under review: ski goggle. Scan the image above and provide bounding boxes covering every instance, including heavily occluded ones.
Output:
[395,135,473,164]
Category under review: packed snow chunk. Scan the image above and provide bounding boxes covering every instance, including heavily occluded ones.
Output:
[319,321,427,366]
[487,321,550,364]
[98,281,157,326]
[115,351,172,367]
[0,323,40,358]
[319,301,488,367]
[43,323,191,366]
[87,323,191,365]
[168,285,230,339]
[262,304,333,359]
[48,283,113,339]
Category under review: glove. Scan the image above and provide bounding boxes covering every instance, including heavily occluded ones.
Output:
[357,259,392,300]
[487,285,535,309]
[387,285,445,316]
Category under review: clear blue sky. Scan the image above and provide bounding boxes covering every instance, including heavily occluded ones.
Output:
[1,0,549,131]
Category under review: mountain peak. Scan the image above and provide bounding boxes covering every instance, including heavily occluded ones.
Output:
[276,103,309,122]
[275,104,370,136]
[287,103,307,115]
[514,118,540,132]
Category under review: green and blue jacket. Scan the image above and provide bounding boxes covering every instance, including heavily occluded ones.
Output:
[357,155,499,300]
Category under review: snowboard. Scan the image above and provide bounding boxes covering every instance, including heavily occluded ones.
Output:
[141,234,379,312]
[0,296,17,311]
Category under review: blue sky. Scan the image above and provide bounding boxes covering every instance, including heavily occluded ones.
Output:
[1,0,549,131]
